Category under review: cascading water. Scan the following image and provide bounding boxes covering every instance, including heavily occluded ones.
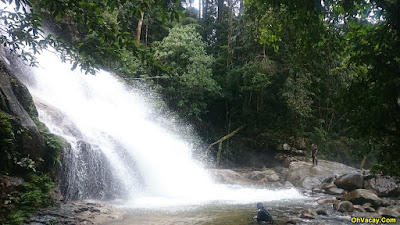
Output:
[10,48,305,207]
[1,2,305,209]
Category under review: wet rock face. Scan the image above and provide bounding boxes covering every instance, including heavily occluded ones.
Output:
[0,67,45,160]
[59,141,131,200]
[334,173,364,191]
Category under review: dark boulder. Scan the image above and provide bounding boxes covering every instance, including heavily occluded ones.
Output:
[334,173,364,191]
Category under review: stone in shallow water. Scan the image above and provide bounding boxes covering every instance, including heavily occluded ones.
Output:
[325,187,346,195]
[300,208,317,219]
[377,207,400,218]
[316,197,337,205]
[315,207,328,215]
[353,205,366,212]
[267,174,280,182]
[336,201,354,213]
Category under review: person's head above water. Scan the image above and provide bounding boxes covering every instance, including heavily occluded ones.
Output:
[257,202,264,209]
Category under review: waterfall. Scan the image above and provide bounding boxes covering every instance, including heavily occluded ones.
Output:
[1,3,305,208]
[8,47,216,200]
[4,48,305,207]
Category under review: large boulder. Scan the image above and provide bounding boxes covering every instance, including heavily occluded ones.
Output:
[334,173,364,191]
[364,175,400,197]
[286,160,359,189]
[341,189,385,209]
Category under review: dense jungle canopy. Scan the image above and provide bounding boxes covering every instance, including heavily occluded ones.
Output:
[1,0,400,176]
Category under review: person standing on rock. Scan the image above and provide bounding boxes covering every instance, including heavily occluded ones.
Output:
[253,202,274,224]
[311,143,318,166]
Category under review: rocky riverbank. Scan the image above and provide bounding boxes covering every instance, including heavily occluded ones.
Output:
[209,159,400,223]
[28,201,124,225]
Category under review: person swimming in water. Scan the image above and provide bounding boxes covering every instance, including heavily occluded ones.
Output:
[253,202,274,224]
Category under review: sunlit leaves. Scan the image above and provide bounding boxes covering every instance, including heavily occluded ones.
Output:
[154,25,220,120]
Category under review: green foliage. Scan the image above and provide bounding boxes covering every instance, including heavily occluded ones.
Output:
[41,134,64,172]
[34,121,65,173]
[1,173,55,225]
[1,0,183,73]
[0,112,16,173]
[154,25,221,120]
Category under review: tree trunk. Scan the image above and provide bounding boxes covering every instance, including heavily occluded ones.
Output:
[218,0,224,22]
[136,11,145,43]
[145,21,149,46]
[226,0,233,68]
[203,0,208,20]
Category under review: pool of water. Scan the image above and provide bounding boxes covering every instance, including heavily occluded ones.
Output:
[105,197,354,225]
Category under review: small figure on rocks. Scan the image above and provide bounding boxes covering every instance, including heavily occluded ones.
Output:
[311,143,318,166]
[253,202,274,224]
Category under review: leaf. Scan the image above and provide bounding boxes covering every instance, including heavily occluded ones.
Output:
[71,61,78,71]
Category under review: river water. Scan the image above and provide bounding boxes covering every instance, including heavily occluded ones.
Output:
[105,195,354,225]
